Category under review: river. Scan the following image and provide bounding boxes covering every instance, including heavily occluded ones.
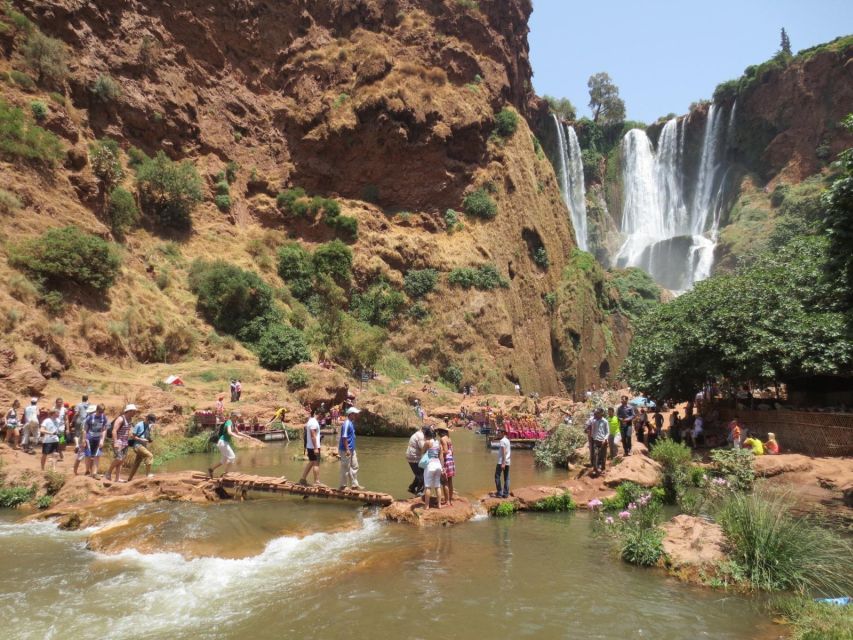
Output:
[0,430,778,639]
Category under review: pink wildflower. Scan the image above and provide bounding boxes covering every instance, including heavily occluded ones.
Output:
[628,502,638,511]
[605,516,614,525]
[588,498,602,509]
[618,510,631,520]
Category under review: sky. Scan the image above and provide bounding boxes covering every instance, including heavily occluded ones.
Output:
[529,0,853,123]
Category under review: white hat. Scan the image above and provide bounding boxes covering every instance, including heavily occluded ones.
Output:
[86,405,97,414]
[124,403,138,413]
[30,397,38,404]
[346,407,361,415]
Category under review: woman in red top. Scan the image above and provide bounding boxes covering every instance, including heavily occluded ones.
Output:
[765,432,780,454]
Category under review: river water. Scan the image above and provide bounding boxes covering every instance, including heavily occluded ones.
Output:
[0,430,778,640]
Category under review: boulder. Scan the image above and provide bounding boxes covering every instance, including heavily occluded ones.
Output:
[382,496,474,527]
[603,451,662,488]
[754,454,814,477]
[661,514,727,569]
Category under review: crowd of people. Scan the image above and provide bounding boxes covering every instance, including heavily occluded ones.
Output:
[1,395,157,480]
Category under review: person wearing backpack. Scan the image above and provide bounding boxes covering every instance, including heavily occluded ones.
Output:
[105,404,137,482]
[83,404,109,478]
[208,410,253,478]
[127,414,156,481]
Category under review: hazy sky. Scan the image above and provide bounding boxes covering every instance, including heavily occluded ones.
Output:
[529,0,852,123]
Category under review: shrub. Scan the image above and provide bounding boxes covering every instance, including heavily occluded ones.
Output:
[709,448,755,492]
[107,187,139,238]
[0,188,23,213]
[718,490,853,594]
[9,70,34,90]
[602,481,665,511]
[215,194,231,212]
[543,291,557,310]
[22,32,67,85]
[312,240,352,286]
[581,148,603,183]
[276,187,307,215]
[448,265,508,290]
[256,323,310,371]
[533,425,587,468]
[493,107,519,138]
[286,367,309,390]
[620,525,665,566]
[350,281,405,327]
[408,301,429,321]
[533,246,549,269]
[650,439,693,503]
[608,267,661,320]
[91,74,122,102]
[327,214,358,241]
[403,268,438,298]
[277,242,314,301]
[136,151,203,229]
[127,146,148,168]
[772,598,853,640]
[10,226,120,292]
[0,485,35,508]
[531,491,576,512]
[89,138,124,189]
[441,364,463,389]
[48,92,65,106]
[463,188,497,219]
[444,208,459,231]
[188,259,277,339]
[30,100,47,121]
[225,161,238,183]
[36,494,53,509]
[41,290,64,315]
[0,100,63,165]
[490,501,516,517]
[215,179,230,196]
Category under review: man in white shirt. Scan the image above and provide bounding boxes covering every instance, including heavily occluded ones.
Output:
[22,398,40,454]
[495,431,511,498]
[53,397,68,461]
[298,407,323,486]
[39,408,61,470]
[406,425,428,495]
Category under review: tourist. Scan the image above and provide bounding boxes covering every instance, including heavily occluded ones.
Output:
[691,414,704,449]
[635,408,648,444]
[515,382,521,396]
[494,429,511,498]
[39,408,61,471]
[765,432,780,455]
[423,427,443,510]
[405,424,428,495]
[590,408,609,477]
[22,397,39,454]
[731,420,742,449]
[584,412,595,466]
[298,407,323,486]
[215,395,225,418]
[229,379,237,402]
[74,406,96,475]
[649,408,664,449]
[338,407,364,491]
[127,414,156,481]
[235,379,242,401]
[106,404,137,482]
[669,410,682,444]
[209,410,253,478]
[5,399,20,449]
[71,395,89,461]
[83,403,109,477]
[616,396,635,456]
[50,398,68,461]
[607,407,619,459]
[438,424,455,507]
[742,435,764,455]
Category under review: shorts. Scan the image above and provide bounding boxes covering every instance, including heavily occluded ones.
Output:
[86,437,102,457]
[113,445,128,460]
[217,439,236,464]
[42,442,59,455]
[307,448,321,463]
[424,463,442,489]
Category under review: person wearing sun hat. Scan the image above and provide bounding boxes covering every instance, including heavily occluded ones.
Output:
[106,404,137,482]
[338,406,364,491]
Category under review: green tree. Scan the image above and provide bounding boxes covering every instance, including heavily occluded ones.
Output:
[256,324,310,371]
[350,281,405,327]
[277,242,314,301]
[543,95,576,121]
[587,72,626,124]
[22,32,67,85]
[822,114,853,309]
[403,268,438,298]
[136,151,203,229]
[780,27,792,57]
[312,240,352,287]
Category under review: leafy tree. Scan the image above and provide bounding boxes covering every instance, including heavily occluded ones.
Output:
[107,187,139,239]
[89,138,124,191]
[312,240,352,286]
[10,226,120,293]
[442,364,463,390]
[22,32,67,85]
[463,188,497,219]
[780,27,792,57]
[277,242,314,301]
[493,108,518,138]
[91,74,122,102]
[822,114,853,309]
[136,151,203,229]
[256,324,310,371]
[403,268,438,298]
[350,281,405,327]
[587,72,626,124]
[543,95,576,121]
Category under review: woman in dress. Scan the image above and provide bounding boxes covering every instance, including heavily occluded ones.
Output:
[437,425,455,507]
[422,427,443,510]
[5,399,20,449]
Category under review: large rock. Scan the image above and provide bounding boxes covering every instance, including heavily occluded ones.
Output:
[754,454,814,477]
[382,496,474,527]
[603,450,662,488]
[661,514,727,570]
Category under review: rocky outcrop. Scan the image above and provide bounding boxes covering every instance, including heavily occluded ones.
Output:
[661,514,727,571]
[382,496,475,526]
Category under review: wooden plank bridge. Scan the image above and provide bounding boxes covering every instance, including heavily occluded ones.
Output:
[191,472,394,506]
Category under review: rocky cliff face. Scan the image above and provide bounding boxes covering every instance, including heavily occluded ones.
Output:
[0,0,625,398]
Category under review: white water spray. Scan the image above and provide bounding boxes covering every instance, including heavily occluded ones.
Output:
[552,114,588,251]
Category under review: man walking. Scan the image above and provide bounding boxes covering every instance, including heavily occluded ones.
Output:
[590,408,609,477]
[127,413,156,481]
[299,407,323,486]
[22,397,39,454]
[616,396,635,456]
[607,407,619,459]
[39,408,61,471]
[338,407,364,491]
[53,397,68,461]
[405,425,428,495]
[494,429,511,498]
[71,395,89,472]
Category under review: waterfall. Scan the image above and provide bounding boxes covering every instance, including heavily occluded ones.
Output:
[616,104,733,292]
[551,115,588,251]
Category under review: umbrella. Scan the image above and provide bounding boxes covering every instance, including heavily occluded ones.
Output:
[630,396,656,408]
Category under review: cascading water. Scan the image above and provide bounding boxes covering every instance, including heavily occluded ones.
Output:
[552,114,588,251]
[616,104,733,291]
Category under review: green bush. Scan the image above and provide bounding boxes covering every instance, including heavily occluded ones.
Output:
[490,501,516,517]
[40,290,64,315]
[493,107,519,138]
[277,242,314,301]
[620,525,665,566]
[0,485,35,508]
[188,259,277,339]
[403,268,438,298]
[533,425,587,468]
[30,100,47,121]
[89,138,124,189]
[772,597,853,640]
[127,146,148,168]
[36,494,53,509]
[531,491,576,512]
[448,265,508,290]
[350,281,405,327]
[441,364,463,389]
[709,448,755,492]
[0,99,63,165]
[107,187,139,238]
[312,240,352,286]
[225,161,238,184]
[718,490,853,594]
[533,246,549,269]
[463,188,497,219]
[650,439,693,503]
[136,151,203,229]
[582,148,603,183]
[256,323,310,371]
[327,214,358,241]
[608,267,661,319]
[602,482,665,511]
[444,208,459,231]
[9,70,34,90]
[214,194,231,212]
[22,32,67,85]
[408,301,429,321]
[91,74,122,102]
[10,226,120,292]
[276,187,307,215]
[286,367,310,390]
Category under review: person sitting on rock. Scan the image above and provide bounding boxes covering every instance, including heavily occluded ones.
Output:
[742,435,764,455]
[764,432,780,455]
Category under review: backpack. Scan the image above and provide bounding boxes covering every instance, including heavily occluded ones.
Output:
[107,415,121,440]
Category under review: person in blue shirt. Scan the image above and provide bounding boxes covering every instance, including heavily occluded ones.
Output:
[338,407,364,490]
